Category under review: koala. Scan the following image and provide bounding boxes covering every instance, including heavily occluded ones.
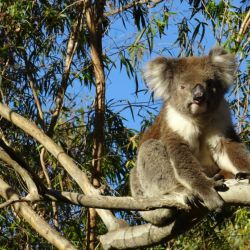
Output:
[130,47,250,226]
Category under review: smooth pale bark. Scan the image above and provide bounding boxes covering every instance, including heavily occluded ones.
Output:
[48,192,189,210]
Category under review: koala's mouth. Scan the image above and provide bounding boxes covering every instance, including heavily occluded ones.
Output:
[189,100,207,115]
[193,99,205,105]
[189,99,206,107]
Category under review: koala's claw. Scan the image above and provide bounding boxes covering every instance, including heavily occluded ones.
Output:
[203,195,224,213]
[213,178,228,192]
[185,196,202,208]
[214,183,228,191]
[210,174,228,191]
[213,174,224,181]
[235,172,250,180]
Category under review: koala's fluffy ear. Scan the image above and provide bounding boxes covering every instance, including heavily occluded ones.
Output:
[209,47,237,89]
[143,57,174,100]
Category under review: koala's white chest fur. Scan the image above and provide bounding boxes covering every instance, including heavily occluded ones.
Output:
[166,105,201,155]
[166,105,219,176]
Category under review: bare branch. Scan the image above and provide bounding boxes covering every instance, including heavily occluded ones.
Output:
[22,53,45,126]
[0,198,21,209]
[29,78,44,122]
[3,179,249,212]
[40,147,59,228]
[41,190,190,211]
[236,9,250,44]
[0,191,189,211]
[40,148,51,187]
[0,178,76,250]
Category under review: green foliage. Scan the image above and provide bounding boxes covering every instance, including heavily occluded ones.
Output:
[167,207,250,250]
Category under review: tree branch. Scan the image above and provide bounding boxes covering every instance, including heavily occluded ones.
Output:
[236,9,250,44]
[11,189,188,211]
[0,178,76,250]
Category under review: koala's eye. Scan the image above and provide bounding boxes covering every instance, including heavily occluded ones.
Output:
[180,85,185,89]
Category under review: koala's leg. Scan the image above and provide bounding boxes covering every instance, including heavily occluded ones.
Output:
[129,167,144,197]
[163,135,224,212]
[211,138,250,179]
[130,139,181,225]
[130,164,176,225]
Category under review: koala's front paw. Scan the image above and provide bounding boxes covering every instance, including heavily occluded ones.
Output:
[213,174,228,191]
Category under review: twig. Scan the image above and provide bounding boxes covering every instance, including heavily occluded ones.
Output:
[40,147,59,228]
[104,0,164,17]
[29,79,44,123]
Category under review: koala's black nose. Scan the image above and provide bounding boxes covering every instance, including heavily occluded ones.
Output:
[192,84,206,103]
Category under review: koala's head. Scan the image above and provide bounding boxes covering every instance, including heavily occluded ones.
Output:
[144,47,236,116]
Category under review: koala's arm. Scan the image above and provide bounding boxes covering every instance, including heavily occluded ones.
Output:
[209,129,250,177]
[164,134,224,211]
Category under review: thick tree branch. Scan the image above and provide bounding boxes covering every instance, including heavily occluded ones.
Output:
[3,179,249,212]
[0,178,76,250]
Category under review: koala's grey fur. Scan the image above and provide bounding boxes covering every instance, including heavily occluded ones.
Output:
[130,47,250,226]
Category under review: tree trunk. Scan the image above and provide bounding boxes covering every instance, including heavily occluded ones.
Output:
[86,1,106,249]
